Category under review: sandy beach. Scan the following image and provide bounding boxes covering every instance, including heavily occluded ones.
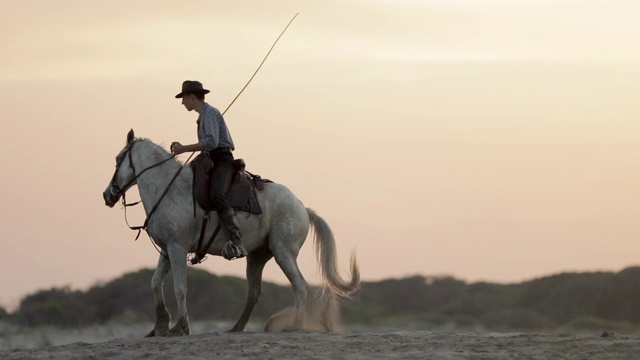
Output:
[2,328,640,360]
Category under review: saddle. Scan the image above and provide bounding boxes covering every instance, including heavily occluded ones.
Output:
[191,155,270,215]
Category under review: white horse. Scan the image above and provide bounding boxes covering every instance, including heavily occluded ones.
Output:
[103,130,360,336]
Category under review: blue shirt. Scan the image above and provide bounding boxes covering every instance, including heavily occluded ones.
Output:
[197,103,235,152]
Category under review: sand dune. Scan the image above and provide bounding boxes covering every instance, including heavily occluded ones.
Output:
[2,329,639,360]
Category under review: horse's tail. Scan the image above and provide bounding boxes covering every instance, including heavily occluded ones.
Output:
[307,208,361,298]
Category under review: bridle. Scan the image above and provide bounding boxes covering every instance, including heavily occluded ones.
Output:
[109,140,174,199]
[110,140,193,242]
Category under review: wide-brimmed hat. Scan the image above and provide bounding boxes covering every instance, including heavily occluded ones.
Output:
[175,80,210,98]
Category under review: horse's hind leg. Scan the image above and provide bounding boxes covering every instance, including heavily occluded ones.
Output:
[146,253,171,337]
[318,292,340,332]
[271,236,309,330]
[228,248,273,332]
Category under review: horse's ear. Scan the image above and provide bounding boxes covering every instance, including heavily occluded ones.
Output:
[127,129,135,144]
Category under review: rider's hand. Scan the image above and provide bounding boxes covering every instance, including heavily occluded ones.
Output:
[171,142,184,155]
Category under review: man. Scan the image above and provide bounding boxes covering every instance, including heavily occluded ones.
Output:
[171,80,248,260]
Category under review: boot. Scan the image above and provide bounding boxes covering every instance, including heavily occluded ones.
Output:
[218,208,248,260]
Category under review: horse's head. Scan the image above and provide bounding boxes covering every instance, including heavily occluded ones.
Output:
[103,129,138,207]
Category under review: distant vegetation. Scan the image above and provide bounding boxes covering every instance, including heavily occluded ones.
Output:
[5,267,640,333]
[8,268,290,328]
[342,267,640,332]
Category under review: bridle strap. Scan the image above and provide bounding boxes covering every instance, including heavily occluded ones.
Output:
[122,192,145,240]
[118,145,179,193]
[116,142,194,246]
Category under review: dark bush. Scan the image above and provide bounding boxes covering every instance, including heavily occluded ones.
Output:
[14,286,94,327]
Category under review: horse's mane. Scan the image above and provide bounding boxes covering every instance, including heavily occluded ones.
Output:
[135,137,186,166]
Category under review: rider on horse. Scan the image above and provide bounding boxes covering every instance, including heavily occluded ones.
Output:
[170,80,248,260]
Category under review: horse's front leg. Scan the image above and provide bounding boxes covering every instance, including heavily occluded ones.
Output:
[167,245,191,336]
[145,253,172,337]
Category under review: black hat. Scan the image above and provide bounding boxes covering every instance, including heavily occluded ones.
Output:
[175,80,210,98]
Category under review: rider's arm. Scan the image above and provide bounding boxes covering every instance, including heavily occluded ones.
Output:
[171,141,205,155]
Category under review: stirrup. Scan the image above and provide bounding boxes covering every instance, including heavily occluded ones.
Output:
[222,241,248,260]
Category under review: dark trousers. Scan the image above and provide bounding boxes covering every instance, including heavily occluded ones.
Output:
[209,151,234,212]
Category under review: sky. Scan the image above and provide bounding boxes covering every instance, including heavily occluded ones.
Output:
[1,0,639,310]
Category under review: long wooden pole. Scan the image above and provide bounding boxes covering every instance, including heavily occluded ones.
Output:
[222,13,300,116]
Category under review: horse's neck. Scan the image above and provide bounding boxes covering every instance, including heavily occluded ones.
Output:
[132,142,186,214]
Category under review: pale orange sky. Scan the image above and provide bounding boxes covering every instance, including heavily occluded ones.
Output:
[1,0,640,309]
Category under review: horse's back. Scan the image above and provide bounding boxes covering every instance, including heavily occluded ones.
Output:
[256,181,310,236]
[260,182,307,217]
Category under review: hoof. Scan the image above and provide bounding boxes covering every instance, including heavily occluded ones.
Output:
[167,317,190,336]
[281,319,312,332]
[282,325,306,332]
[145,328,168,337]
[167,326,189,336]
[167,329,187,337]
[226,327,245,333]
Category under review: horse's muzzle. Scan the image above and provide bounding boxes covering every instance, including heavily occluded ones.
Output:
[103,186,121,208]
